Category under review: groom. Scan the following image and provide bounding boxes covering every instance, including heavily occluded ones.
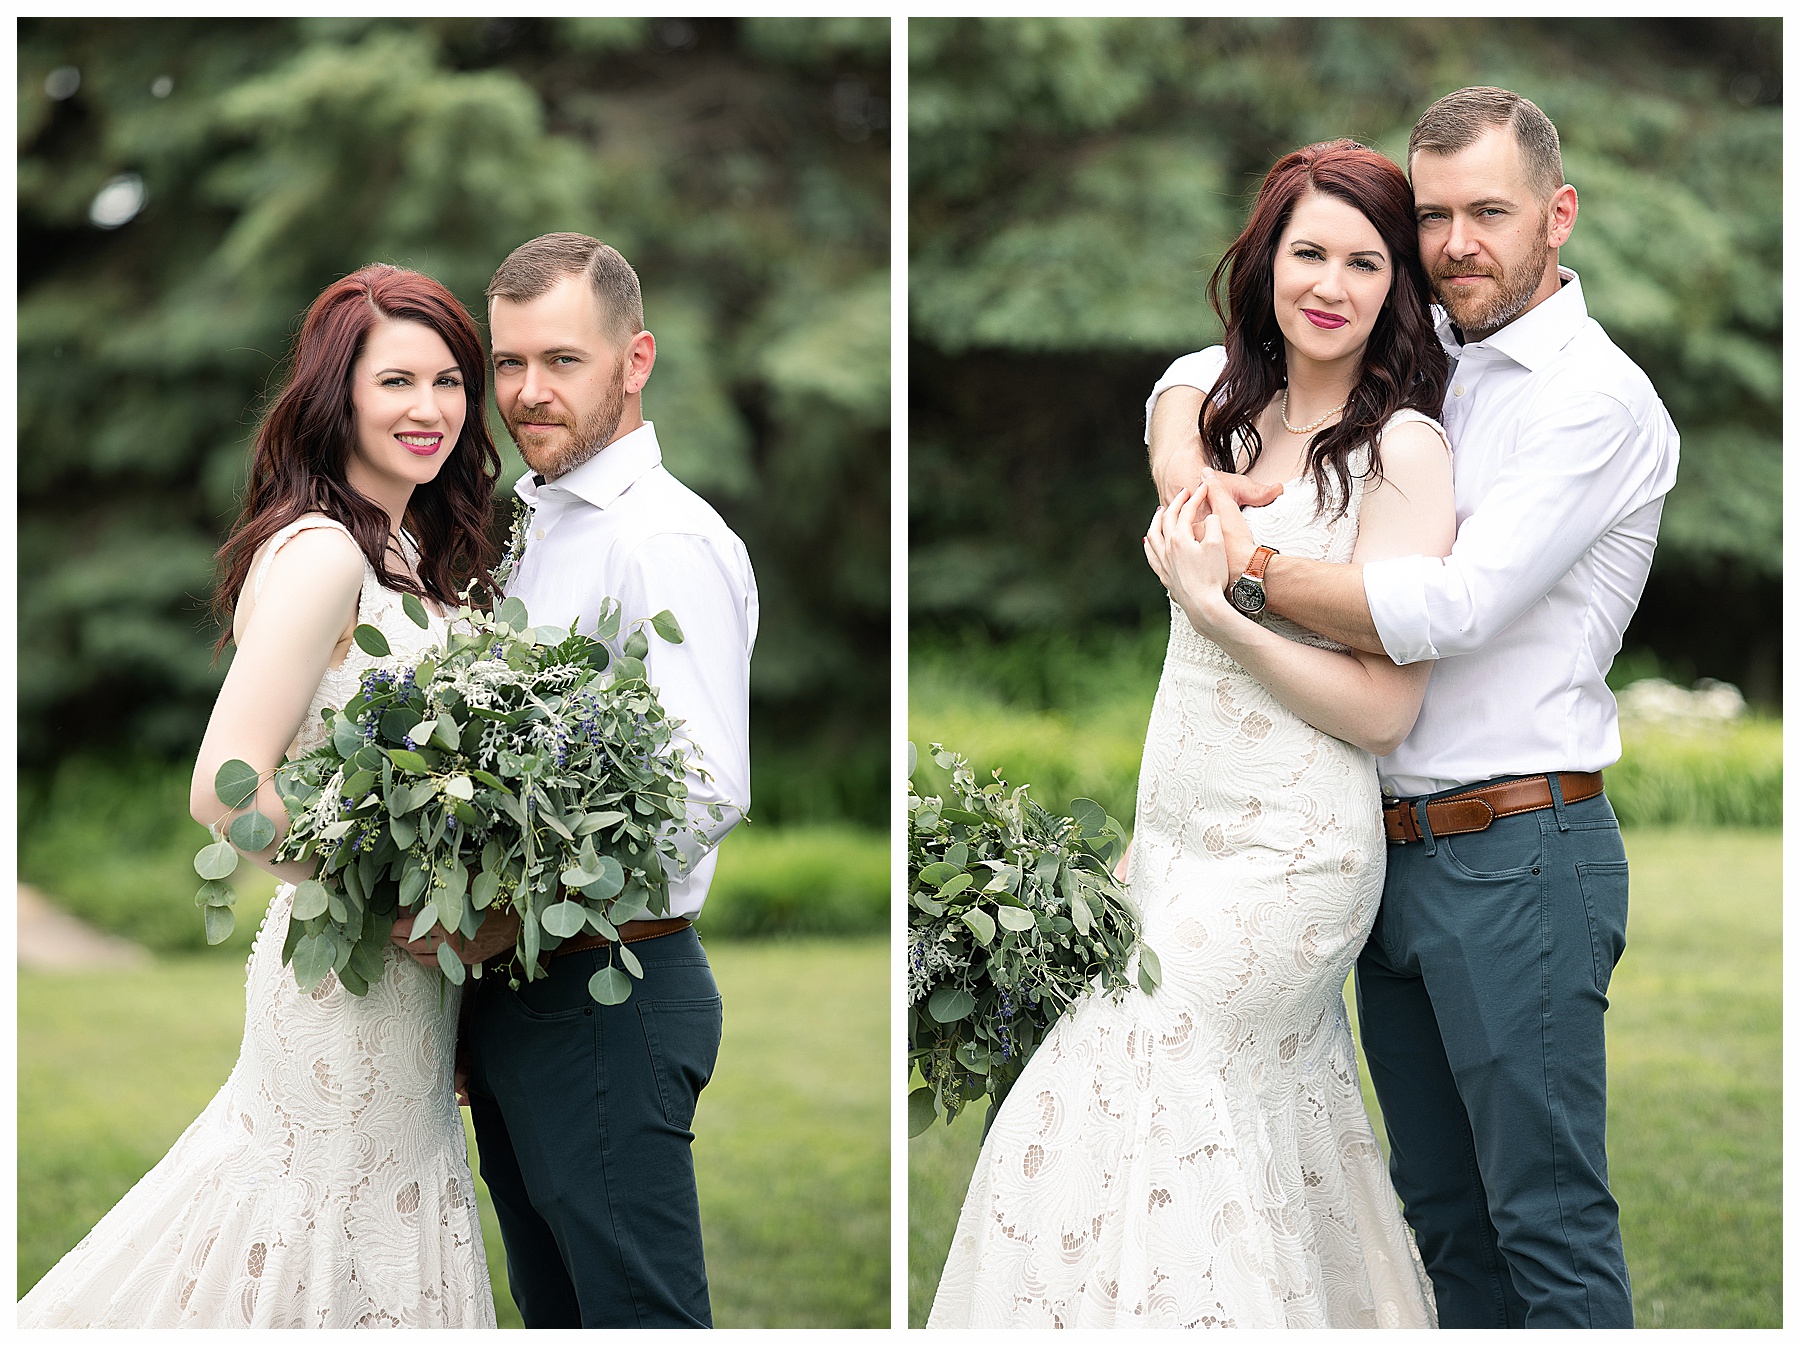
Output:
[410,232,757,1327]
[1148,88,1677,1328]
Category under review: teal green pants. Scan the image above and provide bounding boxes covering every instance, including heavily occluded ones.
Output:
[1356,777,1633,1328]
[466,928,723,1328]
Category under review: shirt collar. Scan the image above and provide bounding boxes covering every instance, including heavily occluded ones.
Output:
[1437,266,1585,372]
[513,421,661,512]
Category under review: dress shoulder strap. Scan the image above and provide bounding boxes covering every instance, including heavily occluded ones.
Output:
[253,515,364,601]
[1379,408,1453,457]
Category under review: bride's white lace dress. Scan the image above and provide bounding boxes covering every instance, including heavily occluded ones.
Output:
[929,417,1441,1329]
[19,516,496,1328]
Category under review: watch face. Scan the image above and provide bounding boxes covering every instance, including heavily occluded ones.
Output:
[1229,576,1266,615]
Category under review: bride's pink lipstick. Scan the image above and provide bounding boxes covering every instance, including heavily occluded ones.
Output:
[396,432,443,457]
[1303,309,1349,329]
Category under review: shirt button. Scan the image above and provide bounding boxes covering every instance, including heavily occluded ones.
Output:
[1453,384,1465,397]
[534,529,546,541]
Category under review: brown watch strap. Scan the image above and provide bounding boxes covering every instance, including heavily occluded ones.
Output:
[1245,545,1276,581]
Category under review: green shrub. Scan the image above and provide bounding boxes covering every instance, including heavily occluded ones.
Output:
[20,756,888,951]
[697,825,888,937]
[1606,719,1781,828]
[912,635,1782,832]
[19,757,275,955]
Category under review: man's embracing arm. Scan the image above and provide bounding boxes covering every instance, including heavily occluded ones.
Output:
[1144,351,1284,508]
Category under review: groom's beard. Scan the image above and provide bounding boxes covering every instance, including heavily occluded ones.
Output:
[505,362,628,481]
[1430,210,1553,342]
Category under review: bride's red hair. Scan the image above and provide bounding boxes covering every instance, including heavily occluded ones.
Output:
[1203,140,1449,516]
[211,265,501,651]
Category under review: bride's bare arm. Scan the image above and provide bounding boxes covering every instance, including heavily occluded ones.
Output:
[1144,421,1455,756]
[189,528,364,884]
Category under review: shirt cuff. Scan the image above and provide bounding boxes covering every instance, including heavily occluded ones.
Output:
[1363,554,1441,665]
[1143,349,1227,444]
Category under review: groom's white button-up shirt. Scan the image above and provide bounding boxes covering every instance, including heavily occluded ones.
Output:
[508,422,757,918]
[1147,268,1679,798]
[1364,269,1678,796]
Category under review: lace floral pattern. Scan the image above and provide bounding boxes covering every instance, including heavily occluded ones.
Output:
[930,428,1440,1328]
[20,517,495,1328]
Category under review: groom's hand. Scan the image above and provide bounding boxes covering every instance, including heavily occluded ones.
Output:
[1148,385,1285,512]
[391,906,522,969]
[1197,476,1260,582]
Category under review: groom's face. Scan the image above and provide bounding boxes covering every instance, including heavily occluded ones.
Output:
[490,274,631,480]
[1412,128,1556,342]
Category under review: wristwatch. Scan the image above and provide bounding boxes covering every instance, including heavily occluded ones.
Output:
[1227,546,1278,619]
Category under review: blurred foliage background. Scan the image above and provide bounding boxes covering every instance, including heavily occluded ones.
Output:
[909,17,1780,704]
[20,15,890,822]
[18,17,890,1328]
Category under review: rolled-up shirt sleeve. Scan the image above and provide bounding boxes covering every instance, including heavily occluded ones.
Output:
[1143,347,1228,443]
[611,532,755,873]
[1365,388,1668,665]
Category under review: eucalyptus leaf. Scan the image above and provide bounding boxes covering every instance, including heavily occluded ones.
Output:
[623,629,650,661]
[961,908,996,945]
[907,1085,939,1136]
[213,759,261,810]
[541,901,589,938]
[402,592,430,628]
[332,717,364,759]
[353,623,391,656]
[588,965,632,1005]
[292,879,331,922]
[409,903,439,943]
[997,905,1037,932]
[649,609,683,643]
[928,986,976,1023]
[228,809,276,852]
[203,904,235,945]
[617,943,643,978]
[498,596,530,630]
[194,840,239,881]
[387,747,432,774]
[436,940,466,984]
[194,879,236,908]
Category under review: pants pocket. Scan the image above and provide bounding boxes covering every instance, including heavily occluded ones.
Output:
[1576,860,1630,995]
[639,997,724,1130]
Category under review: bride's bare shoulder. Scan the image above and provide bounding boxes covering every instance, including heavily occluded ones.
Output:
[236,516,366,634]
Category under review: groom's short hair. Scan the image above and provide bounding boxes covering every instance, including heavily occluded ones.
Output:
[1409,87,1564,201]
[486,233,644,344]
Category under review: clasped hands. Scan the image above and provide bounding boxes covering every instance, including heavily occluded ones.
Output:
[1143,468,1279,628]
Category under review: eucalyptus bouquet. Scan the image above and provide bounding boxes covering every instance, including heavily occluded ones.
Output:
[906,743,1160,1135]
[194,592,714,1006]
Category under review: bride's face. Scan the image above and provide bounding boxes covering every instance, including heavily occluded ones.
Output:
[1270,192,1393,372]
[346,318,467,497]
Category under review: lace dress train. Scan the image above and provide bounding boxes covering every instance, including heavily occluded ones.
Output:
[929,425,1440,1329]
[19,517,495,1328]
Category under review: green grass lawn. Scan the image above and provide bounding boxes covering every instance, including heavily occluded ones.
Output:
[908,829,1780,1327]
[20,936,888,1327]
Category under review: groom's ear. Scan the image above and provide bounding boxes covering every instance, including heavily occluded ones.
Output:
[1545,183,1578,250]
[623,329,656,394]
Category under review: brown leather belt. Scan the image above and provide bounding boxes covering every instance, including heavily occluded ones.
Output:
[550,916,692,959]
[1383,772,1604,846]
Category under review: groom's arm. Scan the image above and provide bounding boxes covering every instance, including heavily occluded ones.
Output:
[615,531,755,866]
[1145,356,1283,509]
[1208,390,1675,663]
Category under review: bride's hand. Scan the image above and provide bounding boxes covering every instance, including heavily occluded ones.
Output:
[1144,484,1237,632]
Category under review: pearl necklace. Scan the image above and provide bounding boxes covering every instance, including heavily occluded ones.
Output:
[1281,388,1347,435]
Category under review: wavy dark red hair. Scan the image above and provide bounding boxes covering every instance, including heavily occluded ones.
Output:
[212,264,501,650]
[1204,139,1448,515]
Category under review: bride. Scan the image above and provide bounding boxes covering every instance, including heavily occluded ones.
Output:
[929,140,1456,1328]
[20,264,509,1327]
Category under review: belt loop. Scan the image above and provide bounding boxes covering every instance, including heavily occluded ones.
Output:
[1547,771,1570,832]
[1414,797,1437,857]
